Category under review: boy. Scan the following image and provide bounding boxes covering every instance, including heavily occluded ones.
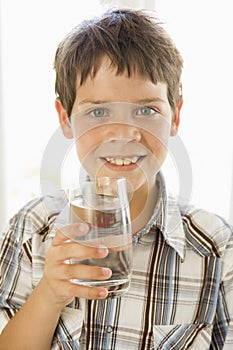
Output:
[0,8,233,350]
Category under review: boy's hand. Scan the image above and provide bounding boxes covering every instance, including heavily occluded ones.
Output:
[40,223,111,309]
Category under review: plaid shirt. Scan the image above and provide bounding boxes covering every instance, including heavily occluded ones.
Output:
[1,174,233,349]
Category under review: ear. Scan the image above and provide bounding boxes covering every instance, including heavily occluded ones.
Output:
[170,99,183,136]
[55,98,73,139]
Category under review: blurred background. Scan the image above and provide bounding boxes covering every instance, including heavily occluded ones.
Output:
[0,0,232,230]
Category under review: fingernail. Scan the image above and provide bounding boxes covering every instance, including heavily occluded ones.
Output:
[98,288,108,298]
[98,246,108,255]
[102,268,111,277]
[78,223,88,233]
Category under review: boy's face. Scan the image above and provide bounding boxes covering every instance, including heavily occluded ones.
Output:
[57,58,181,192]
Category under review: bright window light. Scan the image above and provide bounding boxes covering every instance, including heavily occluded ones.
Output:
[1,0,232,228]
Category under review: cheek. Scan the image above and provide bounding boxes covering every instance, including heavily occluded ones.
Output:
[142,126,170,161]
[75,129,101,161]
[152,138,169,161]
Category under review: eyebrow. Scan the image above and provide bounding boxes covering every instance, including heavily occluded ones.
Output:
[78,99,109,106]
[78,98,167,106]
[133,98,167,105]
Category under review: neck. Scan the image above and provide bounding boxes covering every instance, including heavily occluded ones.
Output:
[129,178,158,235]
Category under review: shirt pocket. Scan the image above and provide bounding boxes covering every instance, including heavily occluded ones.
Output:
[153,323,213,350]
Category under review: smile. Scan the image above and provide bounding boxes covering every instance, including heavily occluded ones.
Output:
[104,156,141,166]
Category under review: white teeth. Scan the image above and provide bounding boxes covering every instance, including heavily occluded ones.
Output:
[105,156,140,165]
[116,158,124,165]
[123,158,131,165]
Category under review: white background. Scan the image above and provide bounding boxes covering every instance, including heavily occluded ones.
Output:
[0,0,232,229]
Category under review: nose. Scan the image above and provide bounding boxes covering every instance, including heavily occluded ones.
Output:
[103,123,141,142]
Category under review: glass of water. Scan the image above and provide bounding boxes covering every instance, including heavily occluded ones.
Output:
[68,177,132,297]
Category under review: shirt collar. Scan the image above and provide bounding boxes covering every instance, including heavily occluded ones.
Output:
[132,172,186,261]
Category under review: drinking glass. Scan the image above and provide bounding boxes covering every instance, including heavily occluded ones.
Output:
[68,177,132,297]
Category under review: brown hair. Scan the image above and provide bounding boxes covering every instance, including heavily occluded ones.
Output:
[54,8,183,117]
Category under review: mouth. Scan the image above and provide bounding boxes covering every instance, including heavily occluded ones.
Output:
[100,156,144,168]
[106,156,139,165]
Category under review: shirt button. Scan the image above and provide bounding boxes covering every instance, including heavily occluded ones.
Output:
[105,325,113,333]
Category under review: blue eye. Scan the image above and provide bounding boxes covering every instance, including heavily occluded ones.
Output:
[136,106,157,116]
[89,108,107,118]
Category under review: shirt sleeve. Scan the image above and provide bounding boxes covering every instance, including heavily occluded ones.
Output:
[0,197,84,349]
[222,226,233,348]
[212,223,233,349]
[0,210,34,332]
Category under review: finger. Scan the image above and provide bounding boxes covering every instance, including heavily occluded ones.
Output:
[50,241,109,262]
[65,281,109,300]
[53,223,89,245]
[56,263,112,281]
[45,278,109,301]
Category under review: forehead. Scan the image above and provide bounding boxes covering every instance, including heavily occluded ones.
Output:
[74,57,169,106]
